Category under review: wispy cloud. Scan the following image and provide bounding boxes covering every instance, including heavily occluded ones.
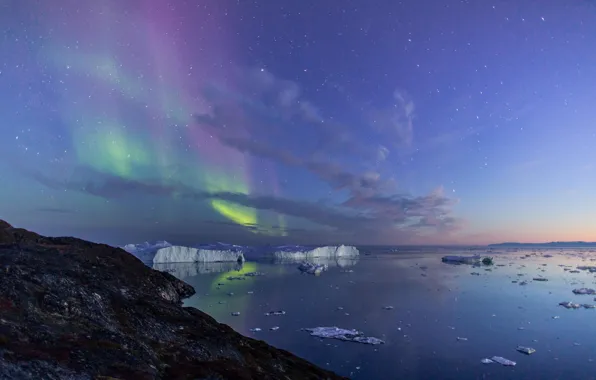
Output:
[368,89,415,149]
[25,167,461,244]
[210,135,395,197]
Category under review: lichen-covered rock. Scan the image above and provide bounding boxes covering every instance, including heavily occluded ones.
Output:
[0,221,346,380]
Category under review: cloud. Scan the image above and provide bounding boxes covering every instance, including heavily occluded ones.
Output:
[215,135,394,197]
[372,90,414,148]
[376,145,390,162]
[199,67,387,162]
[24,167,461,244]
[188,68,461,243]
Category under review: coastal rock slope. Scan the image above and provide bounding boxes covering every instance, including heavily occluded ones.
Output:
[0,220,346,380]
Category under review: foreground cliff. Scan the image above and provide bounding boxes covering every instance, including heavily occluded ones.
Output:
[0,220,346,380]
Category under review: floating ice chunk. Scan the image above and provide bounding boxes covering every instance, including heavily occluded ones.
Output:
[153,244,246,264]
[559,301,581,309]
[516,346,536,355]
[456,337,468,341]
[577,266,596,273]
[441,255,481,265]
[244,272,265,277]
[265,310,286,316]
[572,288,596,295]
[298,262,328,275]
[250,327,261,332]
[270,326,279,331]
[302,327,385,345]
[481,358,494,364]
[383,306,394,310]
[491,356,516,366]
[231,312,240,316]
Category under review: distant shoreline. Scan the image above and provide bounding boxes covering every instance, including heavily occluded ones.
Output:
[488,242,596,248]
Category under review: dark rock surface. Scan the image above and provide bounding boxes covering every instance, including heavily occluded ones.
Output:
[0,221,346,380]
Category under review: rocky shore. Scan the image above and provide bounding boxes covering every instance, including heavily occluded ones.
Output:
[0,220,346,379]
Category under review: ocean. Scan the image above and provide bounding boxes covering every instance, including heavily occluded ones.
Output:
[155,248,596,379]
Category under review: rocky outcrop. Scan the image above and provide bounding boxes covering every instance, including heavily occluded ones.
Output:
[0,220,346,380]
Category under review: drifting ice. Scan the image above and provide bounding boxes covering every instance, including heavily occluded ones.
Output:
[298,262,328,275]
[302,327,384,345]
[153,243,246,264]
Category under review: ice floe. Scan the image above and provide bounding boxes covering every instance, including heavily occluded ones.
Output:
[302,327,385,345]
[487,356,516,366]
[572,288,596,295]
[516,346,536,355]
[298,262,328,275]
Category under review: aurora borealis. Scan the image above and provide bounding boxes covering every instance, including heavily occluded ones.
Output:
[1,1,596,245]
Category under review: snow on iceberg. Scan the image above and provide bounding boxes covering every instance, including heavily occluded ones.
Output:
[153,243,246,264]
[266,245,359,261]
[122,241,172,262]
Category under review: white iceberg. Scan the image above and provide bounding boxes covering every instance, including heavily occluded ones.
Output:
[265,245,359,261]
[490,356,516,366]
[153,243,246,264]
[122,240,172,262]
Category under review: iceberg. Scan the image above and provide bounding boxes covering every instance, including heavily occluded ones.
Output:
[490,356,516,366]
[264,245,359,261]
[122,240,172,262]
[153,243,246,264]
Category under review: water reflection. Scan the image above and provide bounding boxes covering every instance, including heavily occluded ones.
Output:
[175,250,596,379]
[153,261,243,279]
[268,256,360,268]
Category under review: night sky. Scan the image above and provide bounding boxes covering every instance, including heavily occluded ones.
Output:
[1,0,595,246]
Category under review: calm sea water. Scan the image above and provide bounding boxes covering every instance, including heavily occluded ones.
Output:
[155,249,596,380]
